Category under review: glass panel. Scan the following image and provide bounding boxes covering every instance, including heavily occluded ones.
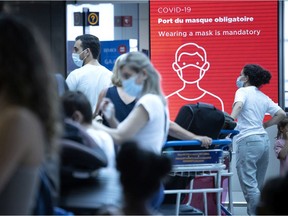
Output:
[284,1,288,109]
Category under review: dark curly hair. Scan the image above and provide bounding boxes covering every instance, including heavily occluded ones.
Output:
[61,91,93,124]
[257,174,288,215]
[276,116,288,139]
[116,140,172,200]
[75,34,100,60]
[243,64,271,88]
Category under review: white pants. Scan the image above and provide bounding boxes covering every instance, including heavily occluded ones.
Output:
[236,134,270,215]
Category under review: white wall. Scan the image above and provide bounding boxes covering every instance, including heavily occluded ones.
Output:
[66,3,115,41]
[114,3,139,41]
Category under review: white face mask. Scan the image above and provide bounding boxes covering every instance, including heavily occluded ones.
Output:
[122,75,143,98]
[72,50,86,67]
[236,76,244,88]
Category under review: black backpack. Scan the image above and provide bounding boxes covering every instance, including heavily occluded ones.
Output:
[60,119,108,190]
[167,102,225,143]
[163,103,225,205]
[33,167,74,215]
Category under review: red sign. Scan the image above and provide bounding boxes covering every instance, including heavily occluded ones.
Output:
[114,16,132,27]
[122,16,132,27]
[118,45,127,54]
[150,1,279,120]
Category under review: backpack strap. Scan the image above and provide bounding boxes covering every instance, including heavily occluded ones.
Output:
[197,102,215,109]
[55,73,68,96]
[33,167,54,215]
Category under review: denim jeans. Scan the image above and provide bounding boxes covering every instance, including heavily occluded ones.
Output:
[236,134,269,216]
[149,183,164,210]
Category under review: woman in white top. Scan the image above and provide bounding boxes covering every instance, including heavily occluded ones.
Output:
[94,51,169,154]
[93,51,169,210]
[231,64,286,215]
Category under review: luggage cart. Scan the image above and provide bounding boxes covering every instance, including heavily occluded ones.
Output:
[218,129,239,215]
[162,136,236,216]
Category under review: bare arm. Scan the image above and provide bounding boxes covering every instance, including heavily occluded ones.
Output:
[93,88,108,119]
[0,108,44,193]
[278,140,288,160]
[98,97,119,128]
[168,121,212,148]
[263,109,286,129]
[104,115,119,128]
[231,101,243,120]
[279,131,288,160]
[93,104,149,144]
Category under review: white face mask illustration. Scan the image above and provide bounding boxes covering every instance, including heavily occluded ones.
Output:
[172,43,210,84]
[236,76,245,88]
[122,75,143,98]
[172,61,209,84]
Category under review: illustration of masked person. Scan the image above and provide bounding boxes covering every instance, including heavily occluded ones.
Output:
[166,42,224,119]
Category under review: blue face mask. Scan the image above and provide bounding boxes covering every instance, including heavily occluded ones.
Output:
[122,75,143,98]
[72,50,86,67]
[236,76,244,88]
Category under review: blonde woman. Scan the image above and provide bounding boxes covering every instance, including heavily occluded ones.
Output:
[93,51,169,210]
[93,53,136,128]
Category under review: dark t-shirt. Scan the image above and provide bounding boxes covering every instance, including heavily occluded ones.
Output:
[102,86,136,126]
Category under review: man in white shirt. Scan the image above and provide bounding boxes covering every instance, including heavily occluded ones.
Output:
[66,34,112,112]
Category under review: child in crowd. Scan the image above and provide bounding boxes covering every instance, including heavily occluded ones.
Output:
[256,173,288,215]
[274,116,288,176]
[116,140,172,215]
[61,91,116,168]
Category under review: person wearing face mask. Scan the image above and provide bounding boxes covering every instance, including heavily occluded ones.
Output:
[93,53,137,127]
[93,51,169,153]
[92,51,170,212]
[66,34,112,112]
[230,64,286,216]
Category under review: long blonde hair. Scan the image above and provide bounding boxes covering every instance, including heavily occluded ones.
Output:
[118,51,166,105]
[111,53,128,87]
